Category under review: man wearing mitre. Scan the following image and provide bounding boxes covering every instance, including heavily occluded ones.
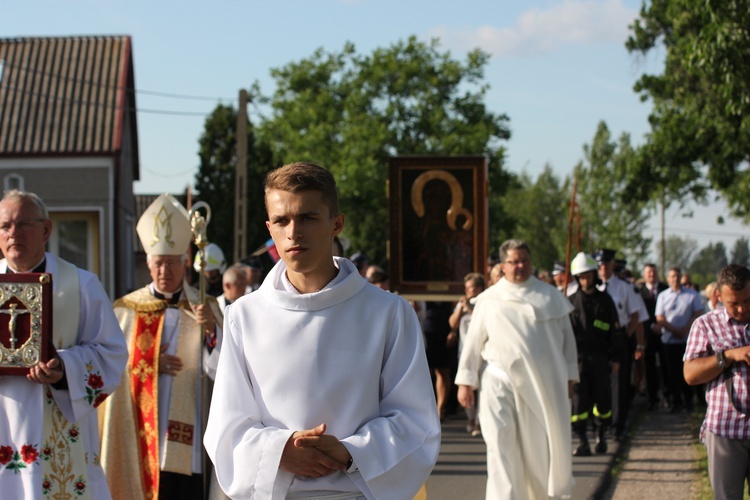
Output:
[99,193,223,499]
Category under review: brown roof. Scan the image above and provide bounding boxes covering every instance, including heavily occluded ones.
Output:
[0,35,138,160]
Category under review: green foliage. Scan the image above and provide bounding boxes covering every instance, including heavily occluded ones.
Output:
[193,105,275,265]
[573,122,653,270]
[730,237,750,266]
[499,165,568,271]
[251,36,511,265]
[689,241,728,284]
[625,0,750,218]
[657,234,698,271]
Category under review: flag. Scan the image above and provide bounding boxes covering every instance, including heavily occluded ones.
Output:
[250,238,279,263]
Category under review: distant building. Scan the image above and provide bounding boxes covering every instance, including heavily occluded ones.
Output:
[0,35,139,298]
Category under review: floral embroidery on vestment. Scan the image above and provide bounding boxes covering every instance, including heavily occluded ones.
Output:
[84,362,109,408]
[0,443,40,473]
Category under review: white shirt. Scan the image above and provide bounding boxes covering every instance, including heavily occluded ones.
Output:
[598,275,649,326]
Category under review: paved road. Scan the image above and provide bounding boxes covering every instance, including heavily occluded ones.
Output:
[426,412,621,499]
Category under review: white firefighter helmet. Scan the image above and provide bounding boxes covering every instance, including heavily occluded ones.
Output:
[570,252,597,277]
[194,243,227,273]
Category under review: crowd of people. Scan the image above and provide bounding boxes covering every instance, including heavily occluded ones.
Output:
[0,160,746,499]
[426,243,735,498]
[0,163,441,500]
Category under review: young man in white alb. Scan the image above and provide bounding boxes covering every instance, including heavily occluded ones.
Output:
[204,162,440,500]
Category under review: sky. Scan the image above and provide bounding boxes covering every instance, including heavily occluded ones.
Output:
[4,0,748,262]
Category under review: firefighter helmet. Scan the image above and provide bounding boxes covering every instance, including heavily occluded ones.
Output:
[194,243,227,273]
[570,252,597,277]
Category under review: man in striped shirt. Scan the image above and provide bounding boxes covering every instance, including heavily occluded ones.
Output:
[684,264,750,499]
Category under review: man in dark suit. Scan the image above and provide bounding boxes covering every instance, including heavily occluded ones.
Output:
[637,263,669,410]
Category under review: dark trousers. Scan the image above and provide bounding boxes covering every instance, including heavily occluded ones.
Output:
[645,333,664,404]
[159,471,204,500]
[612,334,634,434]
[663,342,693,408]
[572,354,612,433]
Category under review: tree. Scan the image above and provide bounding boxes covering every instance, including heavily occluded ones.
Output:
[194,104,275,265]
[730,237,750,267]
[572,121,653,270]
[626,0,750,218]
[689,241,728,285]
[252,37,512,265]
[657,235,697,273]
[499,165,567,271]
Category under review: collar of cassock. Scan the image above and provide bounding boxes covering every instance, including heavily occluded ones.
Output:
[150,284,182,305]
[6,258,47,274]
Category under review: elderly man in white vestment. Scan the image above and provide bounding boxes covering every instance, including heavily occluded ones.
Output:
[0,190,128,499]
[204,162,441,500]
[98,194,223,500]
[456,239,579,500]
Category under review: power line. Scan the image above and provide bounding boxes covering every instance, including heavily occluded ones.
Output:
[642,226,748,238]
[3,83,216,117]
[143,166,196,178]
[1,60,237,102]
[138,88,236,102]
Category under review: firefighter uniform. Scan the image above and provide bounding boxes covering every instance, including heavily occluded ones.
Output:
[568,252,621,455]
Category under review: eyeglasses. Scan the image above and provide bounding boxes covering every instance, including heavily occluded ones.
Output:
[0,218,45,234]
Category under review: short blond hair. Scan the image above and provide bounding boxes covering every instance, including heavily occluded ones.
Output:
[264,162,339,217]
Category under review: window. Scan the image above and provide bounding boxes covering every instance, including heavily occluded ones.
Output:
[47,212,100,276]
[3,174,24,192]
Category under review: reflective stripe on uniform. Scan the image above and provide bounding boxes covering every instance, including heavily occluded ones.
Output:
[571,411,589,423]
[593,406,612,419]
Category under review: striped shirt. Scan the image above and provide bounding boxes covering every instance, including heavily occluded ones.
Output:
[684,307,750,441]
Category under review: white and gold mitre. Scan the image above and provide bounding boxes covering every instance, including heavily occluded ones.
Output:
[136,193,191,256]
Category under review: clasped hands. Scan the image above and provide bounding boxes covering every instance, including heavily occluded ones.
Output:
[279,423,352,478]
[27,356,65,385]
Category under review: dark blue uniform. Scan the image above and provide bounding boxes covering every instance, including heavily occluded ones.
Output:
[569,287,620,455]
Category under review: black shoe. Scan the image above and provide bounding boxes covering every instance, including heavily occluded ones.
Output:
[573,443,592,456]
[595,440,608,454]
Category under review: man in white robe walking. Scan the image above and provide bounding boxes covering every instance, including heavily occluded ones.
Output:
[204,162,441,500]
[456,239,579,500]
[0,190,128,499]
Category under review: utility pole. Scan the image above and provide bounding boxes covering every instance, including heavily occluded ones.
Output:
[660,192,666,277]
[234,89,248,263]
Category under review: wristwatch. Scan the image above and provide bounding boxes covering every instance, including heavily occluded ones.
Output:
[716,350,728,370]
